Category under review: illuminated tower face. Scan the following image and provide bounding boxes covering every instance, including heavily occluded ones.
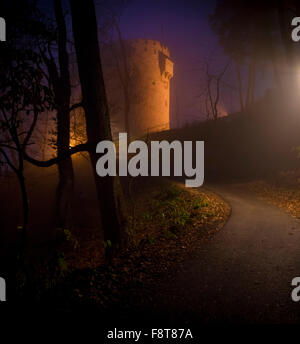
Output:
[102,39,174,138]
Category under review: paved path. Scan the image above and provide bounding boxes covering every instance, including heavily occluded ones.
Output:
[151,183,300,324]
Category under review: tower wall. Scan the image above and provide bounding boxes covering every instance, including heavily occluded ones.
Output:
[102,39,174,139]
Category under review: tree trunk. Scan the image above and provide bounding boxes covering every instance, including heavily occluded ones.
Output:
[56,142,74,228]
[53,0,74,229]
[250,62,256,105]
[16,171,29,263]
[271,56,282,90]
[246,58,256,108]
[235,61,244,111]
[123,88,130,139]
[70,0,127,260]
[115,23,131,140]
[110,25,131,139]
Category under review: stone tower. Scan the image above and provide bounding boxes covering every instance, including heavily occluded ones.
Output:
[102,39,174,139]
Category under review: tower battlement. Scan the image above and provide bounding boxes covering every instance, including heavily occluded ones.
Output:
[128,39,170,57]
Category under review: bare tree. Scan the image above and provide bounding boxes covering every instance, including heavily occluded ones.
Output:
[0,48,53,262]
[245,56,256,108]
[204,60,229,120]
[98,0,132,139]
[16,0,86,229]
[235,61,244,111]
[33,0,75,229]
[53,0,74,229]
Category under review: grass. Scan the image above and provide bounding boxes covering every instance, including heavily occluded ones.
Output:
[127,178,217,248]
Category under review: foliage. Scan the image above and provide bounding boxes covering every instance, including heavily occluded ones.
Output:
[0,2,55,276]
[129,181,212,246]
[0,0,54,172]
[210,0,280,64]
[56,227,79,250]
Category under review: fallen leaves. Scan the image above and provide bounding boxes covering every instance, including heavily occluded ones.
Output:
[248,172,300,219]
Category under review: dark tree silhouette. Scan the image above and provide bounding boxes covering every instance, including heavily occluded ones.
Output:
[210,0,284,107]
[98,0,132,139]
[204,60,229,120]
[46,0,74,229]
[0,1,55,268]
[0,47,53,263]
[1,0,79,231]
[69,0,127,260]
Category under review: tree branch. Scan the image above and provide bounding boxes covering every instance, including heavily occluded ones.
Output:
[23,142,92,167]
[22,109,39,149]
[0,147,18,173]
[69,102,84,112]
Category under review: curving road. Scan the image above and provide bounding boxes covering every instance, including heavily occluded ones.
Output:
[149,183,300,324]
